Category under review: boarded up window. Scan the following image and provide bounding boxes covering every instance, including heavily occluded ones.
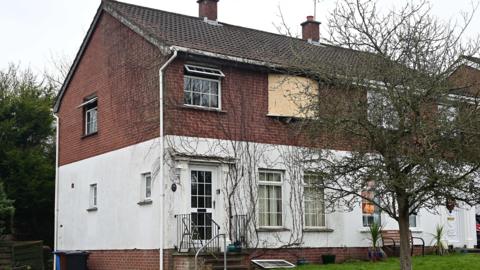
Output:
[268,74,318,117]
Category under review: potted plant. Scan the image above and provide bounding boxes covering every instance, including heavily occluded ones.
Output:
[368,222,385,261]
[321,253,336,264]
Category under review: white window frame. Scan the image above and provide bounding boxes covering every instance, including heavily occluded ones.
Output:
[184,75,222,110]
[185,64,225,77]
[89,183,98,209]
[303,173,326,228]
[141,172,152,202]
[367,90,399,130]
[258,170,283,228]
[84,101,98,135]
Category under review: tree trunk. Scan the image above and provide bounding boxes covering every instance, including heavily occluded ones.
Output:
[398,202,412,270]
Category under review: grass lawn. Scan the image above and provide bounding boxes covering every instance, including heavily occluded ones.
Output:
[295,254,480,270]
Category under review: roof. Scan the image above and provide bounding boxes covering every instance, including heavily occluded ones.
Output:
[105,0,377,72]
[54,0,384,112]
[462,55,480,65]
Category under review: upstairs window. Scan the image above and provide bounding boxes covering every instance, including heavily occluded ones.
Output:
[184,65,223,109]
[367,91,399,130]
[438,104,459,136]
[80,97,98,135]
[438,104,458,123]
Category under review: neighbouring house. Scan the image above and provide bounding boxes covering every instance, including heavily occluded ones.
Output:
[53,0,478,269]
[448,55,480,248]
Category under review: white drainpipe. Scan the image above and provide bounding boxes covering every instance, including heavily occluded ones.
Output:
[53,113,60,270]
[159,48,178,270]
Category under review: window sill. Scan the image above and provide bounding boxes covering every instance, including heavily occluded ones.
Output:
[138,199,153,206]
[179,105,226,113]
[303,228,334,233]
[359,227,373,233]
[256,227,290,232]
[86,207,98,212]
[82,132,98,139]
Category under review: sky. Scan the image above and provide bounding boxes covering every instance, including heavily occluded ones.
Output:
[1,0,479,76]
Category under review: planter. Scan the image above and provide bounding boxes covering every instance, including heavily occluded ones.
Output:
[227,243,241,253]
[368,248,385,261]
[321,254,336,264]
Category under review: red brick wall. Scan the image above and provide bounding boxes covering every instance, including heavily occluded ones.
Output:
[163,59,355,150]
[249,247,369,264]
[58,13,354,166]
[85,247,432,269]
[449,65,480,96]
[58,12,164,166]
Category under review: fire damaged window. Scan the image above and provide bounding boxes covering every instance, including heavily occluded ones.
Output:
[184,65,223,109]
[362,181,381,227]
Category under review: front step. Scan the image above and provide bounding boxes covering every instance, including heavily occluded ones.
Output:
[203,252,249,270]
[212,265,248,270]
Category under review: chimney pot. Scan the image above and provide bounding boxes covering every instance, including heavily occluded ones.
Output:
[301,16,321,42]
[198,0,219,21]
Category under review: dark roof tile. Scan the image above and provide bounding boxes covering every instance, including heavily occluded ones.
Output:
[106,0,378,74]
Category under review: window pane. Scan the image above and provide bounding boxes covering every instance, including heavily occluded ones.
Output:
[210,95,218,108]
[258,180,283,227]
[211,82,219,95]
[145,174,152,198]
[304,174,325,227]
[409,215,417,227]
[192,92,201,106]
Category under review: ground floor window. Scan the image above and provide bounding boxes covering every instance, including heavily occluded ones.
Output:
[258,170,283,227]
[409,214,417,227]
[304,173,326,227]
[361,182,381,227]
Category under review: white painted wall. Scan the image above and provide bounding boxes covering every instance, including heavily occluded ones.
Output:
[57,138,161,250]
[57,135,478,251]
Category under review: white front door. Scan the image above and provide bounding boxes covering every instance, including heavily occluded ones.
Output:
[446,210,460,245]
[190,166,215,241]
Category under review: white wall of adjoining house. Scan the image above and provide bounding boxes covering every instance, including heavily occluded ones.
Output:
[164,135,478,249]
[57,138,161,250]
[57,135,477,251]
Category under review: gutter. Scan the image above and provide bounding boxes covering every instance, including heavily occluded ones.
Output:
[170,45,277,68]
[53,113,60,270]
[158,47,178,270]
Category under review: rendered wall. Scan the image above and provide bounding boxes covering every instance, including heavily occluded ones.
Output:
[57,135,477,251]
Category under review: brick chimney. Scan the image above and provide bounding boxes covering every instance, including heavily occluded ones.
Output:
[198,0,219,21]
[301,16,321,42]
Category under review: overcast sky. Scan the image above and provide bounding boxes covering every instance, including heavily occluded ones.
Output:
[1,0,479,75]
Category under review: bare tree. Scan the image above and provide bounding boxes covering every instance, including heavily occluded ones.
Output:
[286,1,480,269]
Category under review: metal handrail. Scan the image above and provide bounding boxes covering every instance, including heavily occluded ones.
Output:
[194,233,227,270]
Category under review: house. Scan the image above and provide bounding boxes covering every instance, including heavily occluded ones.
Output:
[448,55,480,248]
[53,0,478,269]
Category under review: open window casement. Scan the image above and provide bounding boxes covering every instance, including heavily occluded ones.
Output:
[268,74,318,118]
